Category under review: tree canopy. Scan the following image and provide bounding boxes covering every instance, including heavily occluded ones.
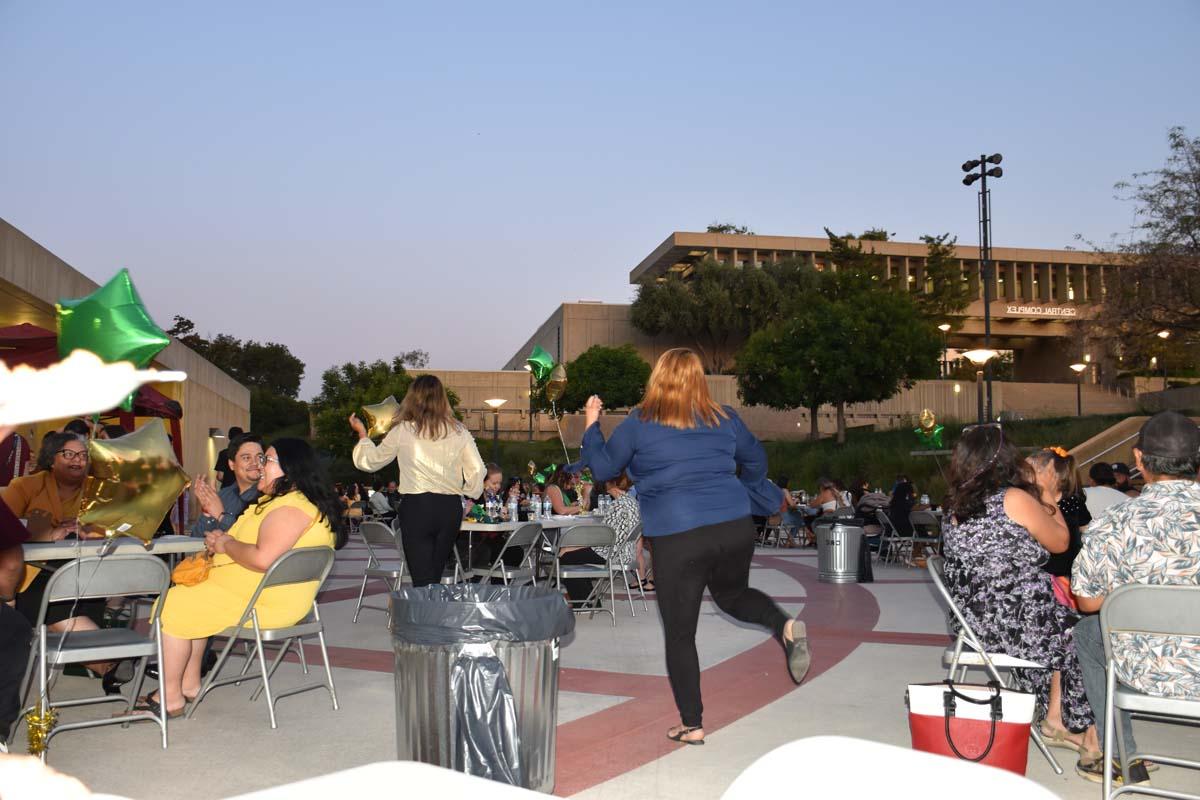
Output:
[736,232,942,442]
[706,222,754,234]
[168,316,308,434]
[559,345,651,412]
[1084,127,1200,370]
[309,358,458,463]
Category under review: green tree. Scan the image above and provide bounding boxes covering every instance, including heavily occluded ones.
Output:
[737,244,941,443]
[559,345,651,412]
[1084,127,1200,368]
[915,233,974,326]
[630,260,781,373]
[309,359,459,463]
[706,222,755,234]
[167,315,308,435]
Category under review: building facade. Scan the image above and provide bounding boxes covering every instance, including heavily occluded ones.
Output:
[507,231,1119,384]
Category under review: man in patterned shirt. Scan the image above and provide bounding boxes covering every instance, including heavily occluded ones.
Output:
[1072,411,1200,785]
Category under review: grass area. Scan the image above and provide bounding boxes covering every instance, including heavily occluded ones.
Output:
[314,414,1133,497]
[762,414,1131,499]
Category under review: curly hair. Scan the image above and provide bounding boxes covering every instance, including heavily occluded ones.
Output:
[945,425,1048,522]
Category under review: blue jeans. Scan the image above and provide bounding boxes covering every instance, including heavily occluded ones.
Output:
[1073,614,1137,755]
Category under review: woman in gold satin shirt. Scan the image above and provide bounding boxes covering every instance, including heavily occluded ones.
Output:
[349,375,484,586]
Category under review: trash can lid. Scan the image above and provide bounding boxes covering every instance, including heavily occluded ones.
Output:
[390,584,576,644]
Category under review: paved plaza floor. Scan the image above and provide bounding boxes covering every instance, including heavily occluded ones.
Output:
[13,542,1200,799]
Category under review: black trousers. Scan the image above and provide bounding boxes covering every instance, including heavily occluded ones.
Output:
[652,516,789,728]
[0,604,32,737]
[398,493,464,587]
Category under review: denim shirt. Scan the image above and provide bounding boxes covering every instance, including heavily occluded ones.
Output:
[190,483,261,537]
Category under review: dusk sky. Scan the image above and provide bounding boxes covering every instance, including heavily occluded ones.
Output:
[2,1,1196,398]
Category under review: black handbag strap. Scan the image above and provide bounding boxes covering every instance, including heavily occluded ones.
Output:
[941,679,1003,762]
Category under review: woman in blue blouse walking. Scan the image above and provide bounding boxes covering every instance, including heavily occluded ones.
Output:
[582,348,811,746]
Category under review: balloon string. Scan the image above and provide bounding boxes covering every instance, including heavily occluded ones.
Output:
[551,401,569,464]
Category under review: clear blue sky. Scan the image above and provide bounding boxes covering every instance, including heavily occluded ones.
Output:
[2,1,1196,398]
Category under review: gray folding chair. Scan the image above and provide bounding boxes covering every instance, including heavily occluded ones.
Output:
[469,522,543,586]
[926,555,1063,774]
[188,547,338,729]
[1099,584,1200,800]
[551,524,616,626]
[15,554,171,760]
[875,510,902,564]
[609,523,648,616]
[352,521,406,623]
[908,510,943,556]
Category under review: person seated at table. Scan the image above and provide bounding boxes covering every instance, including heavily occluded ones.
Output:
[145,438,338,718]
[545,466,583,515]
[344,484,364,520]
[851,477,890,541]
[886,477,919,537]
[2,432,116,684]
[601,472,648,587]
[942,425,1100,760]
[368,481,394,519]
[1111,462,1140,498]
[806,477,845,516]
[1083,462,1129,520]
[1027,447,1090,609]
[62,419,92,438]
[0,429,32,736]
[476,463,504,511]
[190,432,263,538]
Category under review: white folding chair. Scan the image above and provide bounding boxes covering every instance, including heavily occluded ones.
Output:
[469,522,543,586]
[1099,584,1200,800]
[352,521,407,623]
[551,524,616,626]
[188,547,338,729]
[926,555,1063,775]
[14,554,171,760]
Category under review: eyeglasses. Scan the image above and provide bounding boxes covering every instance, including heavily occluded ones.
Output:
[255,454,280,466]
[55,449,88,462]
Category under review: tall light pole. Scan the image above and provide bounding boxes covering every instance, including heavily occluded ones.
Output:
[962,153,1003,421]
[484,398,507,463]
[1070,363,1087,417]
[938,323,951,377]
[1157,329,1171,391]
[964,349,999,424]
[523,365,534,441]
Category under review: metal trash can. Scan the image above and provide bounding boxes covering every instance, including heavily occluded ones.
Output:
[816,522,865,584]
[390,584,575,793]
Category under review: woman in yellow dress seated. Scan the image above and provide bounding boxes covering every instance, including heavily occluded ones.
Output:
[145,438,339,718]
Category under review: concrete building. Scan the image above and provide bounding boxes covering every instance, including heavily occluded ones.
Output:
[506,231,1118,384]
[0,217,250,494]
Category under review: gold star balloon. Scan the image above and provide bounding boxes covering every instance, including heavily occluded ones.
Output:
[362,395,402,438]
[79,421,190,545]
[914,408,945,449]
[544,363,568,403]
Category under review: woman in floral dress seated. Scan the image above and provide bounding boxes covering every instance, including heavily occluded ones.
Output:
[941,424,1100,759]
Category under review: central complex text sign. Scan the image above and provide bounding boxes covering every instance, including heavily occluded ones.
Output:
[1004,304,1078,318]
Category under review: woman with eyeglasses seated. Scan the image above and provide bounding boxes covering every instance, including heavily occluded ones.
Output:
[1,432,116,683]
[146,438,338,718]
[941,425,1100,759]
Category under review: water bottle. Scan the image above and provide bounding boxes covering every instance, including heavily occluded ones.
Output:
[508,498,519,523]
[920,494,930,507]
[543,496,553,518]
[529,494,540,520]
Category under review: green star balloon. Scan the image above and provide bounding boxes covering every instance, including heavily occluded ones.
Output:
[57,269,171,410]
[526,345,555,383]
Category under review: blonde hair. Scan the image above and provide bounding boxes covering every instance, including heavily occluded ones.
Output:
[639,348,728,429]
[398,375,458,440]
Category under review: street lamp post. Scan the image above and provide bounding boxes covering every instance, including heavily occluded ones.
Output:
[938,323,951,377]
[523,365,534,441]
[1157,330,1171,391]
[963,349,999,424]
[962,153,1003,421]
[484,398,507,462]
[1070,363,1087,417]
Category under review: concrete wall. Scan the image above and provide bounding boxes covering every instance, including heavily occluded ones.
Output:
[0,217,251,494]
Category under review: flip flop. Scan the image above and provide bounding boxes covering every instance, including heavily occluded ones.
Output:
[667,726,705,745]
